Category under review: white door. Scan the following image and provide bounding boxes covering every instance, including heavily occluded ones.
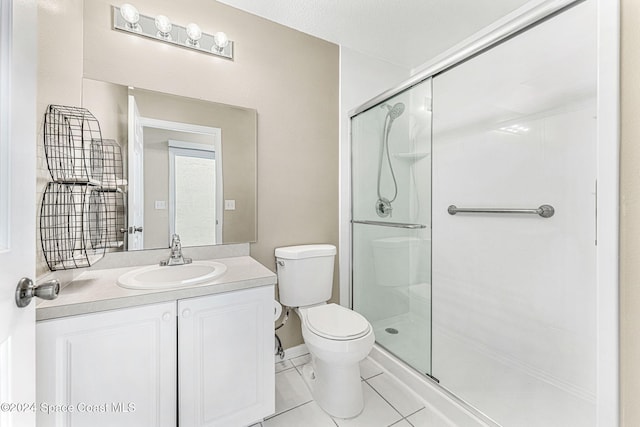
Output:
[127,94,144,249]
[0,0,37,426]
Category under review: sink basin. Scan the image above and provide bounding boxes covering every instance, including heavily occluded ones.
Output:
[117,260,228,290]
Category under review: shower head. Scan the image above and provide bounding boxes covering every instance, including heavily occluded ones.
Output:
[382,102,405,120]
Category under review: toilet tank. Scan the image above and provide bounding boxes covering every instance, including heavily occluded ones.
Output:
[275,244,336,307]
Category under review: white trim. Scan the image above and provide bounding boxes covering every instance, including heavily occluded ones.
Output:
[369,345,498,427]
[168,148,176,242]
[0,0,11,250]
[280,344,308,361]
[127,94,145,250]
[338,46,351,308]
[595,0,620,425]
[139,117,220,137]
[168,140,216,153]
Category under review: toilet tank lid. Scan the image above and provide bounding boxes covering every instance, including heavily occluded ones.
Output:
[275,244,336,259]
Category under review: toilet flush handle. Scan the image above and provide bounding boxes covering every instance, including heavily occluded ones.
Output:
[277,260,285,267]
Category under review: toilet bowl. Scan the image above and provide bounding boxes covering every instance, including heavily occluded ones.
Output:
[297,304,375,419]
[275,245,375,419]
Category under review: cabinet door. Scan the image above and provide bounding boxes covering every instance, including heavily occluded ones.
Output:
[179,286,275,427]
[36,302,177,427]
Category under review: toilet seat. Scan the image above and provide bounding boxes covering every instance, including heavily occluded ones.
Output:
[303,304,371,341]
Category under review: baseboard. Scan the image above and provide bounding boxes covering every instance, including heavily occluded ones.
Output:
[274,343,308,363]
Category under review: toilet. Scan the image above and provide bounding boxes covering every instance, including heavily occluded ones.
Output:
[275,244,375,419]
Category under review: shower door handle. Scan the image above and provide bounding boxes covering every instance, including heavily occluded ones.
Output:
[352,220,427,229]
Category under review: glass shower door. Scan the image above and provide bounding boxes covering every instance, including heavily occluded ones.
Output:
[431,2,597,426]
[351,78,432,375]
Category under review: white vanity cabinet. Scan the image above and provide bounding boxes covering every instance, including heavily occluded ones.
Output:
[36,301,178,427]
[36,284,275,427]
[178,285,275,427]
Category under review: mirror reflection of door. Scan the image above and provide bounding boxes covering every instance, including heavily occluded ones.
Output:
[127,94,145,250]
[169,141,222,246]
[127,107,223,250]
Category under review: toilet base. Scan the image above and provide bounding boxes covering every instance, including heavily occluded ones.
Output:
[303,356,364,419]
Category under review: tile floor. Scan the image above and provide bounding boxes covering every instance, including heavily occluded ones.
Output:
[248,352,456,427]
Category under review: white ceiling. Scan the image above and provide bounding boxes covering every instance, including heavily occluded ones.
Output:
[217,0,533,70]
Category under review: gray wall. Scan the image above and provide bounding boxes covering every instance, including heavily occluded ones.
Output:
[622,0,640,425]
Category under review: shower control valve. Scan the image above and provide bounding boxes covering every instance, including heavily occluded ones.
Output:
[376,198,393,218]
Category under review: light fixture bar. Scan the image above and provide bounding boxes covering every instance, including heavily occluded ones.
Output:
[112,5,234,60]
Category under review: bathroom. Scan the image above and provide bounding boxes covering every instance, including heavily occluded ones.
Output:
[0,0,634,426]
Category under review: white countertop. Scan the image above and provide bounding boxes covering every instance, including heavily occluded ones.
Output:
[36,256,277,321]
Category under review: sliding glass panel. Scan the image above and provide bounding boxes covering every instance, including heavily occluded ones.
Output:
[431,2,596,426]
[351,78,432,375]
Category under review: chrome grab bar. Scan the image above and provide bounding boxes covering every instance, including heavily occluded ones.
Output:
[352,220,427,229]
[447,204,555,218]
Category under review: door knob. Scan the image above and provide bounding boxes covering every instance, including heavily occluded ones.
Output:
[15,277,60,308]
[128,226,143,234]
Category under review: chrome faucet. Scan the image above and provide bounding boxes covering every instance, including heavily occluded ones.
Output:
[161,234,192,266]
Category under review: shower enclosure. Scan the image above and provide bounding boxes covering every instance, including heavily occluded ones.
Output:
[350,2,598,426]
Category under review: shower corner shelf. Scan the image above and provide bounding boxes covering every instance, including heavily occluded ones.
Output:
[40,107,127,271]
[393,152,430,162]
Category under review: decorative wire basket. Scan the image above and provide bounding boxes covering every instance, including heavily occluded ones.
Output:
[39,183,107,271]
[96,188,126,249]
[43,105,104,184]
[101,139,125,190]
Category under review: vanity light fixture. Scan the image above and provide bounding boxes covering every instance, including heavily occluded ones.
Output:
[112,4,234,60]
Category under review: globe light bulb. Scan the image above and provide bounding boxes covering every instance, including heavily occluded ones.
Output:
[155,15,172,39]
[120,3,139,27]
[212,31,229,53]
[185,23,202,46]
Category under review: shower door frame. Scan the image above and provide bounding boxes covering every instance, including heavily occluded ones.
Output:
[345,0,619,425]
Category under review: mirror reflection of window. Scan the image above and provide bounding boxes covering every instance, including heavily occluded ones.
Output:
[169,143,219,246]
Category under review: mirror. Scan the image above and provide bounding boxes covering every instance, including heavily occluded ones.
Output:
[81,78,257,250]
